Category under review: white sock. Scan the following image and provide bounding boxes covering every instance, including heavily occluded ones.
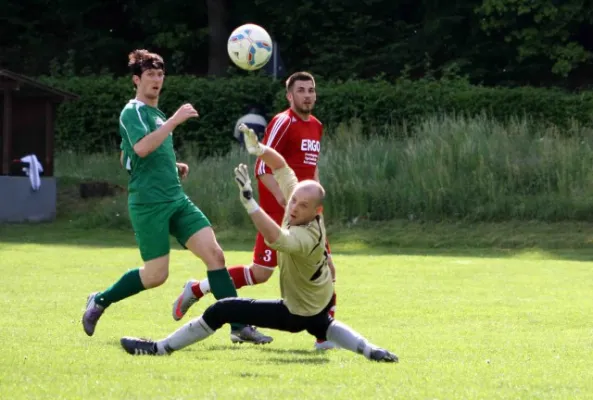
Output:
[156,316,214,354]
[326,320,372,358]
[199,280,211,296]
[244,266,255,285]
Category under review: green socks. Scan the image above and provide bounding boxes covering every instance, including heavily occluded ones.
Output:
[93,268,241,330]
[94,268,145,308]
[207,268,243,331]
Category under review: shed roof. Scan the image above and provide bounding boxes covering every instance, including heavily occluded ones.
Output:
[0,69,79,100]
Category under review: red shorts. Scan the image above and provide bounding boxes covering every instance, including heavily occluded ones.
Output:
[252,213,332,268]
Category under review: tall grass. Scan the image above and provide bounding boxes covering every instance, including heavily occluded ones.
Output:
[55,114,593,228]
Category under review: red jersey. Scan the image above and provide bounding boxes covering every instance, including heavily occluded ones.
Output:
[255,108,323,215]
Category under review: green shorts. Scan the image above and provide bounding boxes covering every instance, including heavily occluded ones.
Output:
[129,195,211,261]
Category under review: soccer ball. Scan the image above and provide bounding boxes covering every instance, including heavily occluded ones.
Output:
[227,24,273,71]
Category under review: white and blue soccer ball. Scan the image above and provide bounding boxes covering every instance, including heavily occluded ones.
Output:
[227,23,273,71]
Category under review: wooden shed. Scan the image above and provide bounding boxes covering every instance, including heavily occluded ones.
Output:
[0,69,78,222]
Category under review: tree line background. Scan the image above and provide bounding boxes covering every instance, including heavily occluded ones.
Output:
[3,0,593,89]
[6,0,593,225]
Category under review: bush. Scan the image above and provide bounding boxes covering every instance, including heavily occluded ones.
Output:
[297,78,593,135]
[40,75,280,155]
[43,75,593,154]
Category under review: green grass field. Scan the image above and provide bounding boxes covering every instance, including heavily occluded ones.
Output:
[1,223,593,399]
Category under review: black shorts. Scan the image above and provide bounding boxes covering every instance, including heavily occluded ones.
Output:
[202,295,336,340]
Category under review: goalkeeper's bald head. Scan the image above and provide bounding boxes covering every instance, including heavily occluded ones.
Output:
[297,180,325,207]
[288,180,326,226]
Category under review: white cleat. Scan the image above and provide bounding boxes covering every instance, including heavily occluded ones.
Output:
[172,280,199,321]
[314,340,339,350]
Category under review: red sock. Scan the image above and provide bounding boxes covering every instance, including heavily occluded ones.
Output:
[228,265,255,289]
[329,292,337,318]
[190,281,203,298]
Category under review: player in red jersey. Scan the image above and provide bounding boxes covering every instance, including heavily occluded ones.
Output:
[171,72,338,350]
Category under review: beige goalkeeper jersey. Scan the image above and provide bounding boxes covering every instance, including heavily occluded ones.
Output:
[265,167,334,316]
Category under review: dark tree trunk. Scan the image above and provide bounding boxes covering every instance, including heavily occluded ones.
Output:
[207,0,229,76]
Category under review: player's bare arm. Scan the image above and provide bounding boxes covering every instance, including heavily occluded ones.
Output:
[314,166,320,182]
[259,173,286,206]
[254,111,293,208]
[253,152,286,174]
[133,104,198,158]
[234,124,291,242]
[176,162,189,179]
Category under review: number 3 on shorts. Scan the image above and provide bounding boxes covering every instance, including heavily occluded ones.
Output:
[263,249,272,262]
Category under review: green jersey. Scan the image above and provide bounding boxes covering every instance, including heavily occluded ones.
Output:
[120,141,131,174]
[119,99,184,204]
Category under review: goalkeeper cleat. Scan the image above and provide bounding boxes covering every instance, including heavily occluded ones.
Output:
[368,347,399,363]
[120,337,161,356]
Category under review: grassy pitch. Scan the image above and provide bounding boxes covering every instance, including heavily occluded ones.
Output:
[1,226,593,399]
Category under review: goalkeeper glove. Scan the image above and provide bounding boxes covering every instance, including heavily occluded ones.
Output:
[234,163,260,214]
[238,123,265,156]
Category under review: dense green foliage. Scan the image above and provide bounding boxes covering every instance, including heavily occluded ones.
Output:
[43,75,593,154]
[3,0,593,87]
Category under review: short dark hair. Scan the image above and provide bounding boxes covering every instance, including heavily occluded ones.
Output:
[128,49,165,77]
[285,71,315,91]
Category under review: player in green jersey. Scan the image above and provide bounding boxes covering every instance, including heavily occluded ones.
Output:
[82,49,272,345]
[118,125,397,363]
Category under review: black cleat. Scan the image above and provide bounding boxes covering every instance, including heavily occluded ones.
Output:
[230,326,273,344]
[369,347,399,363]
[120,337,160,356]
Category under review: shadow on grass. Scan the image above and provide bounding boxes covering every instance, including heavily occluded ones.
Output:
[266,357,330,365]
[236,372,281,378]
[3,220,593,262]
[203,345,320,356]
[204,345,330,364]
[257,347,322,356]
